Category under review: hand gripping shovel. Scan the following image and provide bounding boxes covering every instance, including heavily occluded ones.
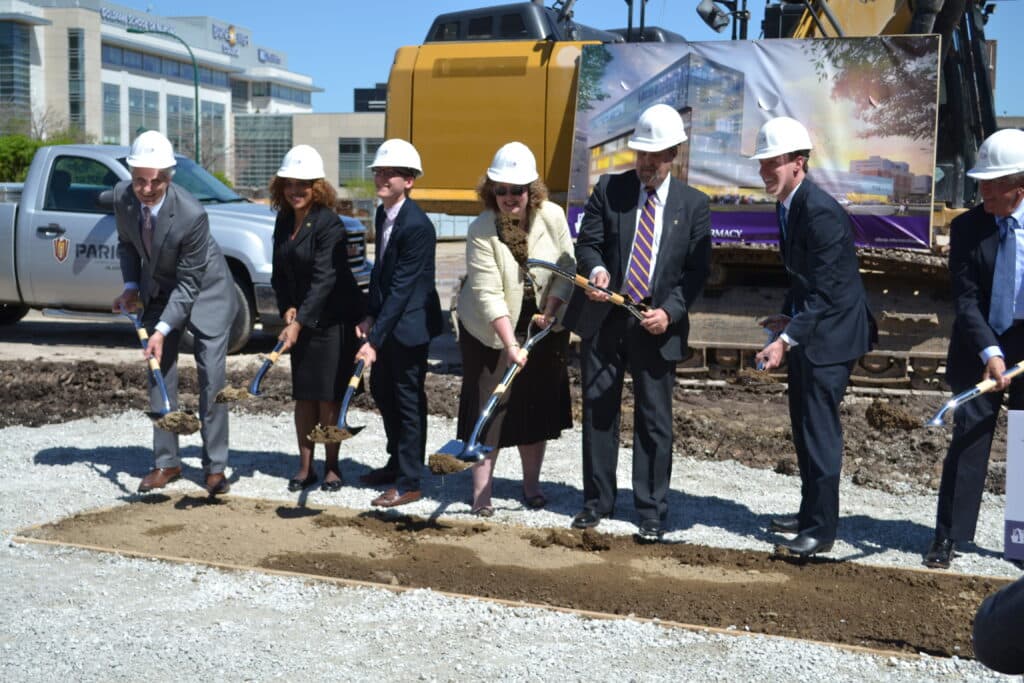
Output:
[926,359,1024,426]
[308,359,366,443]
[429,322,553,475]
[215,340,285,403]
[525,258,648,322]
[120,307,200,435]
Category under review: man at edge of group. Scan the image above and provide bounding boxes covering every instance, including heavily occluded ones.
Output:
[355,139,443,507]
[111,130,237,495]
[753,116,875,558]
[925,128,1024,569]
[567,103,711,542]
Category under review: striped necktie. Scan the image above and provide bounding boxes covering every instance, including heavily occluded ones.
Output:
[140,206,154,257]
[625,189,656,303]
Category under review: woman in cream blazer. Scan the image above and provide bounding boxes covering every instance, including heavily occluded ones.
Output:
[456,142,575,516]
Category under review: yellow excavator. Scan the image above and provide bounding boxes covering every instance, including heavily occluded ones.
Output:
[386,1,999,387]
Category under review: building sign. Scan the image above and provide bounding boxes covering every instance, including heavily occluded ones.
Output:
[100,7,174,34]
[258,49,282,65]
[212,23,249,57]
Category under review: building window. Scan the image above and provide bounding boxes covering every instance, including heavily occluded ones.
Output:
[201,100,226,172]
[231,80,248,113]
[167,94,195,158]
[0,21,31,133]
[101,44,122,66]
[102,83,120,144]
[234,114,292,192]
[67,29,85,130]
[338,137,383,186]
[128,87,159,137]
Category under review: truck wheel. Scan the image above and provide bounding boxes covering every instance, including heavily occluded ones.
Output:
[0,304,29,325]
[179,276,255,355]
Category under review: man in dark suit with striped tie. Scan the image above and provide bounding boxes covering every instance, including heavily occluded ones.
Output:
[752,117,874,558]
[925,128,1024,569]
[570,104,712,541]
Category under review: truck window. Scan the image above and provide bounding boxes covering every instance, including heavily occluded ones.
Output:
[432,21,459,41]
[500,13,528,38]
[467,16,492,40]
[44,156,119,213]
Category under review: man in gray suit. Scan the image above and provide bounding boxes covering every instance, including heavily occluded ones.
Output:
[111,131,237,495]
[569,104,712,541]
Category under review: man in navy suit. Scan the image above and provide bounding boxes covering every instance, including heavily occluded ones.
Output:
[568,104,711,541]
[355,139,443,507]
[753,117,874,558]
[925,128,1024,569]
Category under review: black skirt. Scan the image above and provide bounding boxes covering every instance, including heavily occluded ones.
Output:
[290,322,354,401]
[457,298,572,448]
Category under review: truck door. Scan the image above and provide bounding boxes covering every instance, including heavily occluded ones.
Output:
[17,154,123,308]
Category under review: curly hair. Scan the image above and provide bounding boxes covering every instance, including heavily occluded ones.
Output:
[268,176,338,215]
[476,175,548,216]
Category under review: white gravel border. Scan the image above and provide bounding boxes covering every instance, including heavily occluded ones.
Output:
[1,408,1019,681]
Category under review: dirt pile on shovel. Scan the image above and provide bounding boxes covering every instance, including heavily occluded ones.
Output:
[154,411,200,435]
[428,453,473,475]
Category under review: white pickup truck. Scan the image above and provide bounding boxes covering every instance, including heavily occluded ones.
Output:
[0,144,371,352]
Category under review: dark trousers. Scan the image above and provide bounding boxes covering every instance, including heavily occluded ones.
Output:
[581,311,675,522]
[146,321,230,473]
[787,346,854,542]
[936,328,1024,542]
[973,576,1024,675]
[370,337,429,491]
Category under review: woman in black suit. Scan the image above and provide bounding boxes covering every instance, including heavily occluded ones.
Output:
[269,145,365,492]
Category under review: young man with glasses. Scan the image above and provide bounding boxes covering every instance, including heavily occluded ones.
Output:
[355,139,443,507]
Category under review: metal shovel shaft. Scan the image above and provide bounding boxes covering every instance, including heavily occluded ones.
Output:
[926,359,1024,426]
[308,359,366,443]
[248,340,286,395]
[525,258,647,321]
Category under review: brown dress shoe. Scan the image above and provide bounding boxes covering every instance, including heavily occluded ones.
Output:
[359,468,398,486]
[138,467,182,492]
[205,472,230,496]
[371,488,422,507]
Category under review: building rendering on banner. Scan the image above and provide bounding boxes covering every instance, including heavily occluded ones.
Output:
[0,0,386,191]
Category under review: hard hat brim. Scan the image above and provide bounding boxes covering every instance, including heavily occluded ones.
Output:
[967,166,1024,180]
[627,135,687,153]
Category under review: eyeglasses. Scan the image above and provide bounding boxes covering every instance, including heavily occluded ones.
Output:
[373,167,412,179]
[494,185,528,197]
[131,175,169,190]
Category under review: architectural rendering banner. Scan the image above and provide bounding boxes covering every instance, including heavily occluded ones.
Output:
[568,36,940,250]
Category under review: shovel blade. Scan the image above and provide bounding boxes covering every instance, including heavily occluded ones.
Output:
[433,439,468,458]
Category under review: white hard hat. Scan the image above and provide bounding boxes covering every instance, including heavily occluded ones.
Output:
[967,129,1024,180]
[127,130,176,169]
[627,104,687,152]
[277,144,325,180]
[369,139,423,177]
[749,117,813,159]
[486,141,539,185]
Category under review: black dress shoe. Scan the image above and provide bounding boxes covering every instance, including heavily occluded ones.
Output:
[571,508,608,529]
[636,519,663,543]
[769,516,799,534]
[287,472,318,492]
[924,538,956,569]
[776,533,833,558]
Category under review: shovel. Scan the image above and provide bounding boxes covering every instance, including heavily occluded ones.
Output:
[120,306,200,435]
[308,359,366,443]
[926,359,1024,426]
[429,322,553,475]
[215,340,285,402]
[525,258,648,321]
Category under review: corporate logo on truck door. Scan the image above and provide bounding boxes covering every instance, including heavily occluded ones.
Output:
[53,237,69,263]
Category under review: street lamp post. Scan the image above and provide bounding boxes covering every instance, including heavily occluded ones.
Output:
[127,27,201,165]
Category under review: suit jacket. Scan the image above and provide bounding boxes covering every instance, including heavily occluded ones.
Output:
[271,204,366,329]
[945,204,1013,390]
[115,180,235,336]
[457,200,575,349]
[569,170,711,361]
[367,198,443,349]
[779,179,873,366]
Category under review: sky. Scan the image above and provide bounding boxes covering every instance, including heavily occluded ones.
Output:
[122,0,1024,117]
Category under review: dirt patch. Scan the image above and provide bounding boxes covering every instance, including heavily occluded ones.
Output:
[0,360,1004,498]
[20,494,1010,658]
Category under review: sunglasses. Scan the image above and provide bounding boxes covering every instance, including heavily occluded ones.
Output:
[494,184,528,197]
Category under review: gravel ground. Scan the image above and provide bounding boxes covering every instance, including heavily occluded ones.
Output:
[1,409,1019,681]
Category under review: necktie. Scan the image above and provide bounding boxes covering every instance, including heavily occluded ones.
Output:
[777,202,788,244]
[624,189,656,303]
[140,206,154,257]
[990,216,1017,335]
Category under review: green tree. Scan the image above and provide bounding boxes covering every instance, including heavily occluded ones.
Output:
[212,170,233,188]
[577,45,613,112]
[0,135,44,182]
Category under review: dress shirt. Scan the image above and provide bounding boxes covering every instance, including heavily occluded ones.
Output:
[379,196,406,257]
[589,172,671,288]
[123,194,174,336]
[982,201,1024,362]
